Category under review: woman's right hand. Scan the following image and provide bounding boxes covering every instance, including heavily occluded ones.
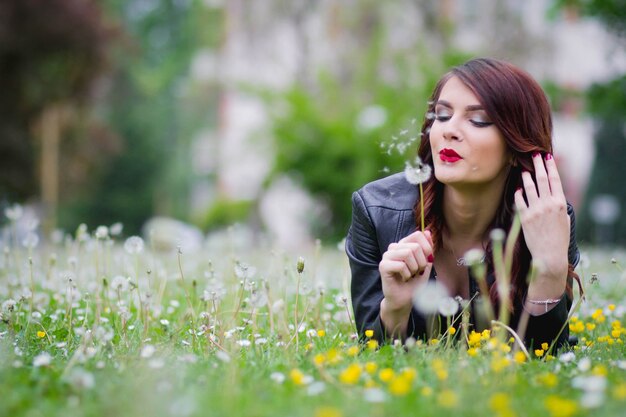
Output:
[379,230,434,314]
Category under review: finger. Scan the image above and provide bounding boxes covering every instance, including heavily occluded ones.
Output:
[544,153,566,201]
[398,230,423,244]
[380,259,412,282]
[521,171,539,204]
[411,233,434,270]
[514,187,528,214]
[389,246,420,274]
[532,152,550,197]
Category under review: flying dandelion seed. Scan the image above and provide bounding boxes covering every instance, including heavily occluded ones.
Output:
[404,157,432,185]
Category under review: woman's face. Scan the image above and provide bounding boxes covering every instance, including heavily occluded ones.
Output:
[429,76,511,189]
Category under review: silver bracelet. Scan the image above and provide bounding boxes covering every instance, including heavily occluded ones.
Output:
[526,298,562,313]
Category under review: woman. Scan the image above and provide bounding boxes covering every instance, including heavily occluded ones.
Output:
[346,58,580,349]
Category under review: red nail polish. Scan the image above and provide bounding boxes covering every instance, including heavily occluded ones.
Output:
[532,152,540,158]
[545,153,553,160]
[427,254,434,263]
[516,187,522,193]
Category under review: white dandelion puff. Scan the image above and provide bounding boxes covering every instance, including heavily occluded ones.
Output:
[33,352,53,367]
[124,236,144,254]
[438,297,459,317]
[413,281,449,314]
[404,157,432,185]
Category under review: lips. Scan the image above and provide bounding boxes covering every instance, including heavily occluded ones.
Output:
[439,148,462,163]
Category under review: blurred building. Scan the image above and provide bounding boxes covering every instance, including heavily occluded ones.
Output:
[190,0,626,248]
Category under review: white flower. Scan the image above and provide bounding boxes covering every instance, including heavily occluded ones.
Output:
[1,299,17,313]
[33,352,52,367]
[363,387,387,403]
[490,228,505,242]
[109,222,123,236]
[572,375,607,393]
[438,297,459,317]
[65,368,95,390]
[236,339,251,347]
[22,232,39,249]
[5,204,23,221]
[95,226,109,240]
[578,357,592,372]
[110,275,129,291]
[124,236,144,254]
[413,281,449,314]
[271,299,285,314]
[140,344,156,358]
[404,157,432,185]
[306,381,326,396]
[270,372,285,384]
[215,351,231,363]
[559,352,576,363]
[580,392,605,409]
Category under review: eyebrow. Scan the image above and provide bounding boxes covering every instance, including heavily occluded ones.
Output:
[436,100,484,112]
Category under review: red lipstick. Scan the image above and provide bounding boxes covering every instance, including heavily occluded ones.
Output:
[439,148,462,163]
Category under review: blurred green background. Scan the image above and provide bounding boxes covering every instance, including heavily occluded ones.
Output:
[1,0,625,247]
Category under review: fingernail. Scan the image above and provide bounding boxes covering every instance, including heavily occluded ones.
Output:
[427,254,434,263]
[516,187,522,193]
[532,152,540,158]
[545,153,553,160]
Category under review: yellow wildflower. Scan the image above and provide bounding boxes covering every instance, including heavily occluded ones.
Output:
[592,365,608,376]
[290,369,306,386]
[314,406,342,417]
[364,329,374,338]
[537,373,558,388]
[541,342,549,351]
[491,356,511,373]
[317,329,326,337]
[591,309,606,323]
[428,338,439,346]
[499,343,511,354]
[448,326,456,335]
[339,363,362,385]
[481,329,492,340]
[611,329,622,338]
[612,382,626,400]
[313,353,326,366]
[544,395,578,417]
[347,346,360,357]
[388,376,411,396]
[366,339,378,351]
[400,367,417,381]
[326,348,342,364]
[586,323,596,331]
[513,351,527,364]
[421,386,433,397]
[534,349,544,358]
[489,392,511,412]
[437,389,458,409]
[608,304,616,311]
[468,331,482,347]
[378,368,395,383]
[467,347,479,357]
[364,362,378,375]
[36,331,46,338]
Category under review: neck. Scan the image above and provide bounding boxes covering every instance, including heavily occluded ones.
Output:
[442,180,507,246]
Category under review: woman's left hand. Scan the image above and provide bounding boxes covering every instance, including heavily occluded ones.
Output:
[514,152,570,297]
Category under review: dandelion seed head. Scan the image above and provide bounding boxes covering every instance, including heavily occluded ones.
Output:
[95,226,109,240]
[124,236,144,254]
[5,203,23,221]
[404,157,432,185]
[33,352,52,367]
[413,281,449,314]
[438,297,459,317]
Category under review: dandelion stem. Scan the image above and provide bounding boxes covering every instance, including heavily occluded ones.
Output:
[419,182,425,232]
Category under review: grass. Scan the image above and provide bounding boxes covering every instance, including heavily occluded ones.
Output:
[0,224,625,417]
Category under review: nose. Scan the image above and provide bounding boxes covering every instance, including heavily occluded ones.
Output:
[442,116,462,141]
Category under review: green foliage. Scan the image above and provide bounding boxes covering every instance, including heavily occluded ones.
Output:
[550,0,626,244]
[199,199,254,231]
[264,45,470,241]
[60,0,221,234]
[577,76,626,244]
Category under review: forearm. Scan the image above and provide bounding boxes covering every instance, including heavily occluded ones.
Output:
[379,298,412,339]
[524,266,568,316]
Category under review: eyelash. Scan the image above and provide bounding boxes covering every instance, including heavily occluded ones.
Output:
[434,114,493,128]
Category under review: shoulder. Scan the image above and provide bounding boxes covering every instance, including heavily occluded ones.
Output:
[354,172,418,212]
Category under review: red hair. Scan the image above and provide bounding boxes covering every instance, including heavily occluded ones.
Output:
[415,58,576,308]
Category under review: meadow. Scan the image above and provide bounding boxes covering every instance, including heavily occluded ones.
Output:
[1,218,625,417]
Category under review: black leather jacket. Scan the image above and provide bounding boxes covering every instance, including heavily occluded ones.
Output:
[346,172,580,349]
